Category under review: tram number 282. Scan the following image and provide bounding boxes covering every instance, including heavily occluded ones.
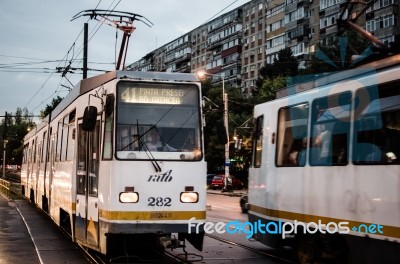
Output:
[148,197,172,207]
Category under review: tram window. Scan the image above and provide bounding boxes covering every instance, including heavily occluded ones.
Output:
[89,122,100,197]
[103,94,114,160]
[66,110,76,161]
[353,82,400,164]
[116,82,202,160]
[33,139,37,163]
[276,103,309,167]
[61,115,69,161]
[56,120,63,162]
[22,144,28,164]
[77,124,87,195]
[253,115,264,168]
[41,132,47,163]
[310,92,351,166]
[48,128,53,161]
[37,141,42,164]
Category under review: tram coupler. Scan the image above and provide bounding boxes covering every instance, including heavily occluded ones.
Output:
[159,235,183,250]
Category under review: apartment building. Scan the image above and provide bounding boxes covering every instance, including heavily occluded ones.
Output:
[188,9,243,88]
[366,0,399,45]
[241,0,268,94]
[128,0,400,95]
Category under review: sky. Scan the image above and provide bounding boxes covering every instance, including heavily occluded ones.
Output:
[0,0,249,119]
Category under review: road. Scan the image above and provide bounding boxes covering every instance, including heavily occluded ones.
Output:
[168,192,297,264]
[206,192,248,223]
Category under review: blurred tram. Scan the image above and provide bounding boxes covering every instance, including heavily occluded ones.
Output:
[21,70,206,257]
[249,54,400,263]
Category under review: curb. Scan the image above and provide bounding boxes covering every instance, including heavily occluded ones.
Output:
[206,190,247,197]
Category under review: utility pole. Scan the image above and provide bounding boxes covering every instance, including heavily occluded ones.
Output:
[196,70,231,191]
[83,23,88,79]
[222,80,230,185]
[2,112,7,178]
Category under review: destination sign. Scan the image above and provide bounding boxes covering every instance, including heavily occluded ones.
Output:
[119,87,188,104]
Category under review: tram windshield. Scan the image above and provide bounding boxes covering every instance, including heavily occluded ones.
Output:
[115,81,202,161]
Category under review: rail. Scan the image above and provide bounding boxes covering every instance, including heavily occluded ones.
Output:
[0,178,11,198]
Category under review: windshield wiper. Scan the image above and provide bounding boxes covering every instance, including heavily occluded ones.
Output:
[120,121,161,172]
[121,124,156,151]
[137,134,162,172]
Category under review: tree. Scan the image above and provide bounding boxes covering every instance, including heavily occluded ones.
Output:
[254,47,299,102]
[257,76,286,102]
[40,96,63,119]
[200,79,258,179]
[256,47,299,88]
[0,107,34,166]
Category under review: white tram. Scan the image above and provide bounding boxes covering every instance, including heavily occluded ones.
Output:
[249,54,400,263]
[21,71,206,257]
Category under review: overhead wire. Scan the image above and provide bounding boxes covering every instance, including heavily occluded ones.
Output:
[199,0,246,27]
[23,0,110,113]
[22,0,239,114]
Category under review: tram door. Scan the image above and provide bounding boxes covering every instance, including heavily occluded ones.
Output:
[75,120,100,247]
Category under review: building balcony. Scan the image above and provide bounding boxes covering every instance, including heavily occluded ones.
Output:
[373,26,399,39]
[165,41,191,55]
[221,46,241,57]
[165,53,191,64]
[174,64,191,73]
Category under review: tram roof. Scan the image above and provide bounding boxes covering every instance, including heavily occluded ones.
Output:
[276,54,400,99]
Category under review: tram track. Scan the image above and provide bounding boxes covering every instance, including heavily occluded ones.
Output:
[4,177,294,264]
[2,180,190,264]
[205,233,298,264]
[81,243,189,264]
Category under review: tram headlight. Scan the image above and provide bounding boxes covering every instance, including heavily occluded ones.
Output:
[180,192,198,203]
[119,192,139,203]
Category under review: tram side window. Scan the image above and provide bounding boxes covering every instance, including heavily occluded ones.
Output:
[56,120,63,162]
[103,94,114,160]
[47,127,52,162]
[33,139,37,164]
[41,132,47,163]
[61,115,69,161]
[310,92,351,166]
[22,144,29,164]
[37,140,42,164]
[276,103,309,167]
[253,115,264,168]
[89,122,100,197]
[353,82,400,164]
[77,124,87,195]
[66,110,76,161]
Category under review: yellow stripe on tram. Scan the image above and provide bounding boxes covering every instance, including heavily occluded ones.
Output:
[99,210,206,221]
[250,205,400,239]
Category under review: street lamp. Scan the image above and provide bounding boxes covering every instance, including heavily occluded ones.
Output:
[196,70,231,189]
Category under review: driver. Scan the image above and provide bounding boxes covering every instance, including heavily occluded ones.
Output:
[146,129,176,152]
